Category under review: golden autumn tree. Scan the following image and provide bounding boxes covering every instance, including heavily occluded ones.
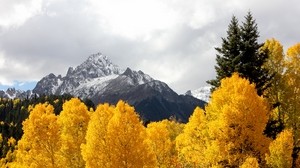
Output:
[106,101,156,168]
[284,43,300,147]
[81,103,115,168]
[266,129,293,168]
[162,119,184,166]
[261,39,286,127]
[57,98,90,168]
[176,107,219,167]
[82,101,156,168]
[14,103,60,168]
[146,120,183,167]
[240,157,259,168]
[205,73,270,167]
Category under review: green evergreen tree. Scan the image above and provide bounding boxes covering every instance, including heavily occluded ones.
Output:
[207,15,241,89]
[207,12,272,95]
[239,12,272,95]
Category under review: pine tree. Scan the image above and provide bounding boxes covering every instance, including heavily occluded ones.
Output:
[239,12,272,95]
[208,12,272,95]
[207,15,241,89]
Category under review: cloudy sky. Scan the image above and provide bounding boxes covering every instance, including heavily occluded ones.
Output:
[0,0,299,93]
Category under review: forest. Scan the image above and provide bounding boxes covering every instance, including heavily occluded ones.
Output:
[1,12,300,168]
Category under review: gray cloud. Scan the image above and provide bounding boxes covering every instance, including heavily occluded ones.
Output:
[0,0,299,93]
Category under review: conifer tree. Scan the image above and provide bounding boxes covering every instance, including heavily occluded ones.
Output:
[208,12,272,95]
[207,15,241,89]
[239,12,272,95]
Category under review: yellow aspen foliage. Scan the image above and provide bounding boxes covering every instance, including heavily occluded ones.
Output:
[57,98,90,168]
[240,157,259,168]
[163,120,184,167]
[205,73,270,167]
[1,150,18,168]
[14,103,60,168]
[82,101,155,168]
[266,129,293,168]
[7,137,16,147]
[163,120,184,142]
[106,101,156,168]
[81,103,115,168]
[284,43,300,145]
[261,38,285,74]
[146,120,183,167]
[176,107,218,167]
[146,121,172,167]
[261,39,286,123]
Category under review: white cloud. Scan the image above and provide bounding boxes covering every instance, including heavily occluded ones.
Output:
[0,0,300,93]
[87,0,179,40]
[0,0,45,28]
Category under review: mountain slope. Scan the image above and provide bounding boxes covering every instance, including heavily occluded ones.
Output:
[92,68,205,122]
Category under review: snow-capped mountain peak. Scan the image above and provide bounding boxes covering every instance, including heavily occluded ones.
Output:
[30,51,207,123]
[186,86,211,102]
[0,88,33,99]
[67,52,123,78]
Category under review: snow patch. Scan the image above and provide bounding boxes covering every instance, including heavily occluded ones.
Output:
[187,86,211,102]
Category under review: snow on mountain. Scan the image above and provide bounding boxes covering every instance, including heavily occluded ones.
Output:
[30,51,207,122]
[121,68,153,86]
[0,88,33,99]
[33,52,159,101]
[72,74,119,98]
[33,52,124,97]
[66,52,122,79]
[186,86,211,102]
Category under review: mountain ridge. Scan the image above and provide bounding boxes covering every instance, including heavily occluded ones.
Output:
[3,52,206,122]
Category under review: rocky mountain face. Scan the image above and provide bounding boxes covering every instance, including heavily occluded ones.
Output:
[32,52,206,122]
[33,52,123,96]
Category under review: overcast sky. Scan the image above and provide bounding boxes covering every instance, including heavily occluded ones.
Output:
[0,0,299,93]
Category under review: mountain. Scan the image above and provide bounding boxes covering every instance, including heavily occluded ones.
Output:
[0,88,33,99]
[33,52,123,97]
[33,52,206,122]
[94,69,204,122]
[185,86,211,103]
